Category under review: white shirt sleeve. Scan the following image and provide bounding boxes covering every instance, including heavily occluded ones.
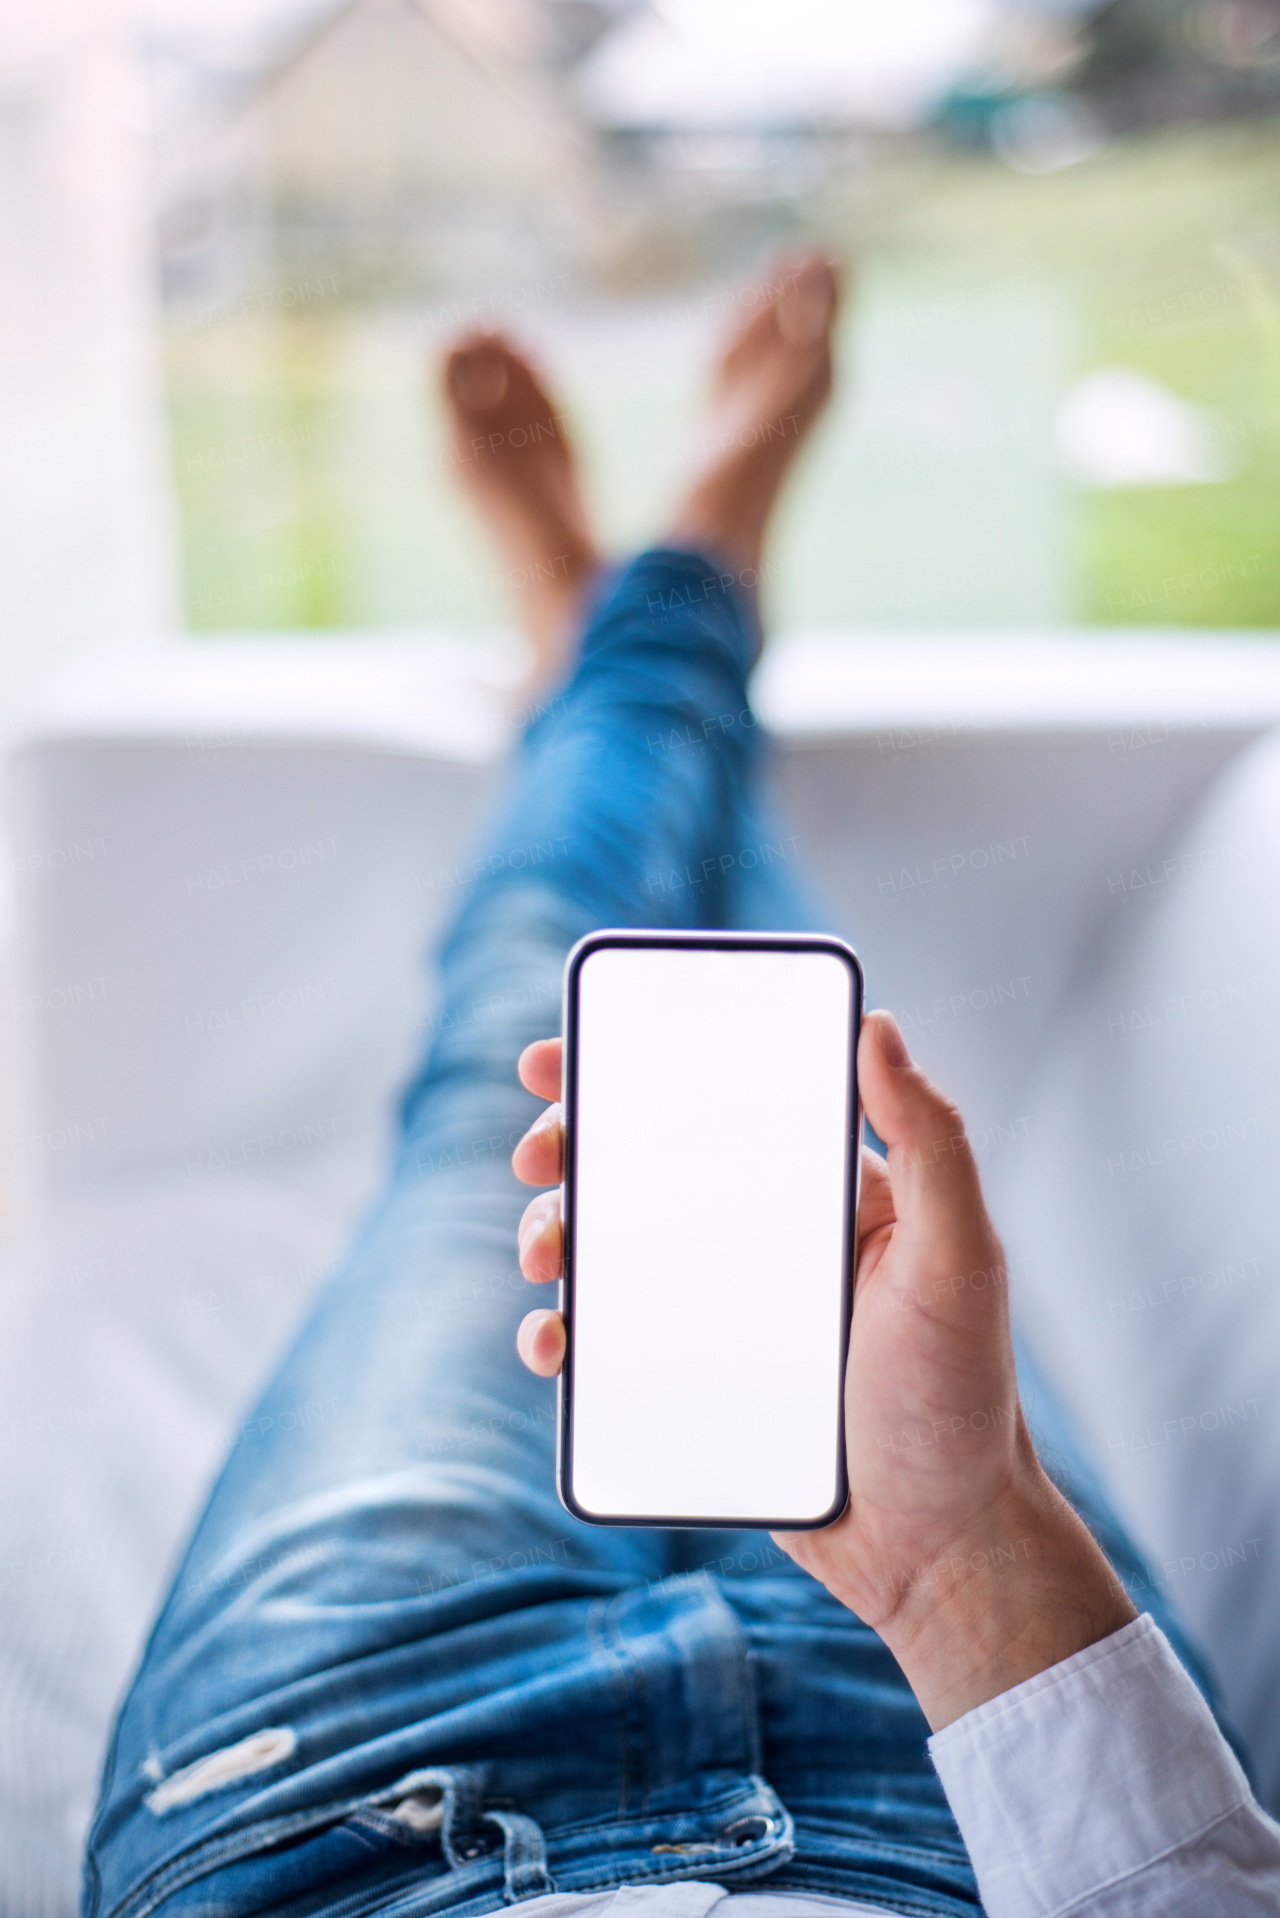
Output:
[928,1612,1280,1916]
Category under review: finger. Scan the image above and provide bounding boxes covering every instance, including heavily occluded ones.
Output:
[518,1190,563,1283]
[518,1037,562,1102]
[856,1142,895,1239]
[511,1101,563,1186]
[517,1308,565,1377]
[857,1011,987,1224]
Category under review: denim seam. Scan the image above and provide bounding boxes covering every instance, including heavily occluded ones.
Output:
[728,1613,763,1779]
[100,1796,407,1918]
[549,1843,792,1893]
[611,1588,659,1816]
[586,1593,647,1817]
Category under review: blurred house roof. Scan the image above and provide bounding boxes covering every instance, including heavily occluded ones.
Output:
[148,0,1280,304]
[147,0,633,119]
[154,0,622,297]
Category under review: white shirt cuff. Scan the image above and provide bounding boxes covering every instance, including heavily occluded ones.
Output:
[928,1612,1279,1916]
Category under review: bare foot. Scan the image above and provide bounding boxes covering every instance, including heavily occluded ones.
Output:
[440,331,601,687]
[665,252,841,577]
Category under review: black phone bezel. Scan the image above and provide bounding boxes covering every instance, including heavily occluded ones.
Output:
[557,927,864,1531]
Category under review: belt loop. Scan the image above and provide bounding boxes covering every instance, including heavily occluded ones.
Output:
[432,1765,489,1868]
[484,1807,554,1901]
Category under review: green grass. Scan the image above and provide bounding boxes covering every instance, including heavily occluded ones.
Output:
[1075,266,1280,627]
[825,119,1280,627]
[170,320,352,628]
[166,117,1280,634]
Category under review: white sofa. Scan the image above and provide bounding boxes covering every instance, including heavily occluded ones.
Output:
[5,627,1280,1916]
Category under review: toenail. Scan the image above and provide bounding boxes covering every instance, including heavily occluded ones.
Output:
[450,349,508,411]
[777,289,832,346]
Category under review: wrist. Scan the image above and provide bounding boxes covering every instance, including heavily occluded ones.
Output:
[873,1470,1137,1732]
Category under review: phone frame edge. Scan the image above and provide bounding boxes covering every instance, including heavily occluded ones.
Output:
[556,927,865,1532]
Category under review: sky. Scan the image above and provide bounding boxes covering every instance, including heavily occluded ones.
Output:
[579,0,999,130]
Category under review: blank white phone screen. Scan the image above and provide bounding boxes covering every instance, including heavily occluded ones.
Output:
[570,943,854,1523]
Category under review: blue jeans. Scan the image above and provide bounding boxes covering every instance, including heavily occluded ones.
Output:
[83,552,1244,1918]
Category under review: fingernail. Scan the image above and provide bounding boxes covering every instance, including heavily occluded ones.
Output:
[521,1192,558,1251]
[875,1011,911,1067]
[519,1209,545,1256]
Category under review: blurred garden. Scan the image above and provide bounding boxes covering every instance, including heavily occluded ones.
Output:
[155,0,1280,639]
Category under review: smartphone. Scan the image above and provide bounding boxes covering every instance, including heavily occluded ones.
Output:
[558,929,863,1530]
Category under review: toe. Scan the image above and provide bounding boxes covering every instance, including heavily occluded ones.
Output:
[446,334,512,412]
[775,256,840,346]
[444,333,569,450]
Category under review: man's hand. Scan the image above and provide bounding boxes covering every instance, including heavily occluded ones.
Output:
[510,1012,1134,1730]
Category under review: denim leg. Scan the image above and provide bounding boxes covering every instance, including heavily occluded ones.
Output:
[709,790,833,936]
[83,551,811,1918]
[127,542,766,1593]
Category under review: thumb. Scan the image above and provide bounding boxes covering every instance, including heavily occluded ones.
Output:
[858,1011,988,1230]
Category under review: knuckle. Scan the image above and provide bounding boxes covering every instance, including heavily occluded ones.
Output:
[930,1095,966,1139]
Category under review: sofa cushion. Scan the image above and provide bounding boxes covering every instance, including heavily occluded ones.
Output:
[985,726,1280,1805]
